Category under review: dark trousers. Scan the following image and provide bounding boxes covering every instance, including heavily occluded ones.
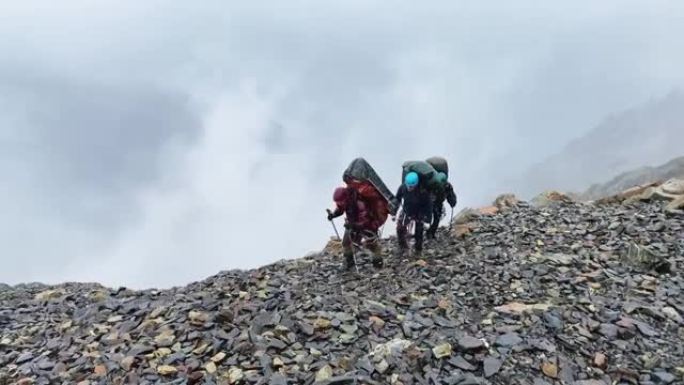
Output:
[428,200,445,237]
[342,228,380,259]
[396,211,424,252]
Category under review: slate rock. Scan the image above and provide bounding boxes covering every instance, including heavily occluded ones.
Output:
[495,333,523,347]
[458,336,485,351]
[598,324,618,339]
[15,353,34,364]
[652,372,676,384]
[449,355,477,371]
[483,357,503,378]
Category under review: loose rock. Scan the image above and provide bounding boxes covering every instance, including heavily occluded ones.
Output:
[0,198,682,385]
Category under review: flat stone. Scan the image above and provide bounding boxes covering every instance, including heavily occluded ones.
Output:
[432,343,452,359]
[157,365,177,375]
[321,376,357,385]
[634,321,659,337]
[269,373,288,385]
[460,375,484,385]
[316,365,333,382]
[598,324,618,339]
[458,336,485,351]
[449,355,477,371]
[542,362,558,379]
[495,333,523,347]
[15,352,34,364]
[129,344,154,356]
[483,357,502,378]
[120,356,135,371]
[653,372,676,384]
[592,353,606,369]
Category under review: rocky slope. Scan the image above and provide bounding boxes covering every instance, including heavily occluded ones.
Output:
[581,157,684,201]
[1,197,683,385]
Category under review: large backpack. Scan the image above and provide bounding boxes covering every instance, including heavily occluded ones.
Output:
[426,156,449,178]
[343,158,397,222]
[402,160,442,192]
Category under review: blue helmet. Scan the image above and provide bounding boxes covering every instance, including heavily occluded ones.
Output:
[404,172,419,188]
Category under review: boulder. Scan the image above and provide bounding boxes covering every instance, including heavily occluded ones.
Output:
[531,191,573,207]
[493,194,520,210]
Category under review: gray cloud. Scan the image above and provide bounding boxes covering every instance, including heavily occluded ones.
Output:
[1,0,684,288]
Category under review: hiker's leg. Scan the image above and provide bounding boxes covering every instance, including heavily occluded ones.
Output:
[428,204,441,238]
[364,230,383,267]
[365,234,380,255]
[396,213,409,249]
[341,229,355,269]
[414,219,424,253]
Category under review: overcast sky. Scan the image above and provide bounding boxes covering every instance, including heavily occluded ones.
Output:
[1,1,683,288]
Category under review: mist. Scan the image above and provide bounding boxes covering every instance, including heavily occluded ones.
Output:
[2,1,684,288]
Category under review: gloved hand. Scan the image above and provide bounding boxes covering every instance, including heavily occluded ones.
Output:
[327,212,334,221]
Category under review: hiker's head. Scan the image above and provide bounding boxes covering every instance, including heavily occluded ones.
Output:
[404,172,419,190]
[333,187,348,203]
[437,172,447,184]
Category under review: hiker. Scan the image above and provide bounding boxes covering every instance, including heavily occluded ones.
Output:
[327,186,383,271]
[394,171,433,256]
[426,172,457,239]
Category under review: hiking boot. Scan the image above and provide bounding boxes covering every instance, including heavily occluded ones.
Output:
[371,255,383,268]
[343,253,355,271]
[413,247,423,259]
[426,230,436,239]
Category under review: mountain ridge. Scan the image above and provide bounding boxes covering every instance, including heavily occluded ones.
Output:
[581,156,684,201]
[516,90,684,198]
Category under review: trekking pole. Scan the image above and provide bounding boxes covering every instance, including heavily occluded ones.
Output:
[350,240,360,274]
[326,209,341,240]
[449,206,454,230]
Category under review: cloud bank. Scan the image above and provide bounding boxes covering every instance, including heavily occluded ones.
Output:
[2,1,684,287]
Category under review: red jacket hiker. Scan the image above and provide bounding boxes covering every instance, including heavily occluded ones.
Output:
[327,185,384,271]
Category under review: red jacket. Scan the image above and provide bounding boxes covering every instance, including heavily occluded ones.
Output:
[331,185,388,232]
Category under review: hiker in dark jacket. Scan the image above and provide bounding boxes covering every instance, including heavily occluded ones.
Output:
[328,186,382,270]
[394,172,432,255]
[427,172,457,239]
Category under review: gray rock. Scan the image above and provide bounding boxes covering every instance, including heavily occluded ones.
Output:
[652,372,676,384]
[458,336,485,351]
[483,357,503,378]
[598,324,618,339]
[269,373,288,385]
[449,355,477,371]
[495,333,523,347]
[320,376,358,385]
[460,375,485,385]
[15,352,34,364]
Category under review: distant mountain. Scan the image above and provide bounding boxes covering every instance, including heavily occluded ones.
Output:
[517,90,684,198]
[581,155,684,200]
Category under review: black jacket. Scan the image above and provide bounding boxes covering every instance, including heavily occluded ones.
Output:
[433,182,457,207]
[395,184,433,220]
